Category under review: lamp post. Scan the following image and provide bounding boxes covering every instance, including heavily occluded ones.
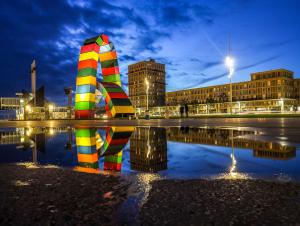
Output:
[145,78,150,119]
[225,56,235,114]
[48,104,54,119]
[279,98,284,112]
[145,78,149,110]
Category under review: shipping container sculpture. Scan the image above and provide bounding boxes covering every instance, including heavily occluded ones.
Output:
[75,34,134,119]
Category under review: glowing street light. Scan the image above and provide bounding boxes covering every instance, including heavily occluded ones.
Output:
[225,55,235,114]
[25,105,32,112]
[48,104,54,110]
[145,78,149,111]
[279,98,284,112]
[225,56,235,78]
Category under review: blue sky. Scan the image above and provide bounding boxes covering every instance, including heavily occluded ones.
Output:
[0,0,299,105]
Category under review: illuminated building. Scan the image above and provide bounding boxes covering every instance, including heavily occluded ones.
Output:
[128,68,300,115]
[128,59,166,109]
[166,69,299,114]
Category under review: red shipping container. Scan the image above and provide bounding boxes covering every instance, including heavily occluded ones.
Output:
[75,110,94,119]
[101,34,109,44]
[109,92,128,99]
[109,138,129,145]
[78,59,98,70]
[80,43,100,54]
[101,66,120,76]
[104,162,121,171]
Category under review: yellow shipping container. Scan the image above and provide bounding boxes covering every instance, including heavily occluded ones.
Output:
[99,51,117,62]
[79,51,99,62]
[111,126,134,133]
[77,153,98,163]
[75,93,95,102]
[111,106,135,117]
[76,137,96,146]
[76,76,97,86]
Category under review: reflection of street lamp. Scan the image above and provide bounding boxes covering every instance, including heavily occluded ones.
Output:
[229,129,237,177]
[49,128,55,135]
[146,126,151,158]
[225,55,235,114]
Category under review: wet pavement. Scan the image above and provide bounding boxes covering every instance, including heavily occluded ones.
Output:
[0,119,300,225]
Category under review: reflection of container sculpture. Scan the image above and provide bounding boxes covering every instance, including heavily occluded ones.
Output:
[75,34,134,119]
[102,127,134,171]
[75,127,133,173]
[75,128,99,173]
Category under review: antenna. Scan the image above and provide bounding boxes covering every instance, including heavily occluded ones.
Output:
[228,33,231,56]
[31,60,36,107]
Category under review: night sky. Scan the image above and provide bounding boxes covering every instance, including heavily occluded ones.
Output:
[0,0,299,105]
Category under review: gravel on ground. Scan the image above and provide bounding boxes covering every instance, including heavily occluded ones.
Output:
[0,163,130,226]
[140,179,300,226]
[1,163,300,226]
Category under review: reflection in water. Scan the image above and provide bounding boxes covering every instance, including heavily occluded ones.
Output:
[167,127,296,160]
[101,127,134,171]
[74,127,134,173]
[130,127,167,172]
[65,127,73,151]
[167,127,296,179]
[75,128,99,173]
[0,127,65,164]
[0,126,297,179]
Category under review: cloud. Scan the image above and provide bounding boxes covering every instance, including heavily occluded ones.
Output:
[190,58,222,70]
[183,55,280,89]
[191,4,216,25]
[257,40,294,50]
[160,6,192,26]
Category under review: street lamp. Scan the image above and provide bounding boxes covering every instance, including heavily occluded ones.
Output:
[237,101,241,113]
[48,104,54,119]
[225,55,235,114]
[279,98,284,112]
[48,104,54,111]
[26,105,31,112]
[145,78,149,111]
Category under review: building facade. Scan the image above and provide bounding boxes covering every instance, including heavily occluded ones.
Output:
[128,59,166,108]
[128,63,300,116]
[166,69,299,114]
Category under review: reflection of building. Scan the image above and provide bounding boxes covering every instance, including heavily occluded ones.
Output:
[130,127,167,172]
[253,148,296,160]
[0,127,66,163]
[128,59,166,108]
[167,127,296,160]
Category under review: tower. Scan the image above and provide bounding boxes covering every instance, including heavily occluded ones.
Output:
[31,60,36,106]
[128,59,166,108]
